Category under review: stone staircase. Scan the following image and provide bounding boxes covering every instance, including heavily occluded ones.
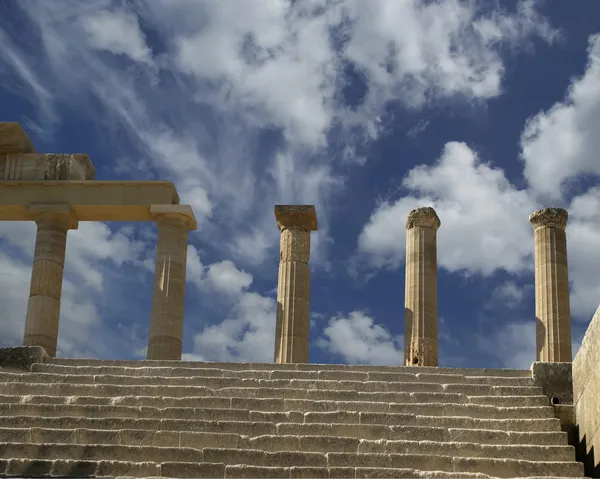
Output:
[0,357,587,478]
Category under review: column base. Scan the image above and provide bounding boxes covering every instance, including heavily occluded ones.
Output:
[147,335,182,361]
[23,334,58,358]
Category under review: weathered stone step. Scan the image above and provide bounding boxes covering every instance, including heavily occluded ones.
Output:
[0,426,569,448]
[0,392,550,408]
[0,416,563,436]
[0,372,536,393]
[30,364,534,386]
[0,402,556,420]
[0,380,544,399]
[0,458,222,478]
[0,458,575,479]
[0,427,573,460]
[0,444,584,477]
[44,358,532,377]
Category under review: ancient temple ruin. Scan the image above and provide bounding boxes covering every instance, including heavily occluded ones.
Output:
[0,122,598,478]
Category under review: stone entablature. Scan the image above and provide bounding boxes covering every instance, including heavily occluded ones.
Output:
[0,122,197,361]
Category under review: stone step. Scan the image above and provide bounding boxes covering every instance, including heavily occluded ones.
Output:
[0,381,544,399]
[0,402,556,421]
[0,428,574,459]
[0,458,580,479]
[44,358,533,377]
[0,444,584,477]
[0,392,550,409]
[0,426,569,448]
[30,364,534,386]
[0,416,563,436]
[0,371,536,392]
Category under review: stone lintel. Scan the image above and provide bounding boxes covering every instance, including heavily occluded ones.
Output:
[406,206,441,230]
[275,205,318,232]
[150,204,197,230]
[0,181,179,222]
[0,123,36,154]
[529,207,568,231]
[27,203,78,230]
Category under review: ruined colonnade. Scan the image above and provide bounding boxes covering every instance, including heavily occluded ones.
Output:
[2,123,574,365]
[272,204,573,366]
[1,123,196,360]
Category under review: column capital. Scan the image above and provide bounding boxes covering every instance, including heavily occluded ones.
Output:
[529,208,568,231]
[150,205,197,230]
[275,205,318,232]
[406,207,440,231]
[27,204,78,230]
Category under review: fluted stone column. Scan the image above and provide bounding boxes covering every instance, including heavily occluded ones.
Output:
[147,205,197,360]
[404,207,441,367]
[24,204,78,357]
[530,208,572,362]
[274,205,318,364]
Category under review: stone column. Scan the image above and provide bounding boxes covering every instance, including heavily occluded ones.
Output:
[147,205,197,360]
[404,207,441,367]
[23,204,78,357]
[530,208,572,362]
[274,205,318,364]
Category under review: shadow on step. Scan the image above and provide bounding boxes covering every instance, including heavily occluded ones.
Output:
[575,426,599,478]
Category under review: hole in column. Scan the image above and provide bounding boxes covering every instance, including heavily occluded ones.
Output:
[412,357,419,365]
[551,397,560,405]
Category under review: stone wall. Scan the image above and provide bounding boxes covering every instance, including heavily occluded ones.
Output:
[573,305,600,476]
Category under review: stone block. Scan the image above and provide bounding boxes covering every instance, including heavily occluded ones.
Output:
[5,458,53,476]
[225,465,287,478]
[329,467,357,478]
[298,435,359,453]
[327,452,391,468]
[265,451,327,467]
[531,361,573,405]
[287,466,329,478]
[0,346,48,371]
[50,459,98,477]
[161,461,225,478]
[0,123,36,154]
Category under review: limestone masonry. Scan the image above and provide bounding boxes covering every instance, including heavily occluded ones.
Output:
[0,122,598,477]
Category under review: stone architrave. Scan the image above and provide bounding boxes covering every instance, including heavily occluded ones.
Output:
[23,204,78,357]
[530,208,572,362]
[274,205,318,364]
[404,207,441,367]
[147,205,197,361]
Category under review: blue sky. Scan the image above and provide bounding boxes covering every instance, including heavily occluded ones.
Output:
[1,0,599,369]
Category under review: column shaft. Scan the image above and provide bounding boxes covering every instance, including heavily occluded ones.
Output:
[275,228,311,363]
[531,208,571,362]
[274,205,317,364]
[147,216,190,360]
[23,206,77,357]
[404,207,440,367]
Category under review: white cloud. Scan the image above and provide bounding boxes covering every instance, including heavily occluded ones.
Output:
[488,281,529,310]
[80,9,153,64]
[566,187,600,320]
[520,34,600,201]
[316,311,403,366]
[479,320,584,369]
[206,260,253,296]
[357,142,536,275]
[478,321,536,369]
[188,292,277,362]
